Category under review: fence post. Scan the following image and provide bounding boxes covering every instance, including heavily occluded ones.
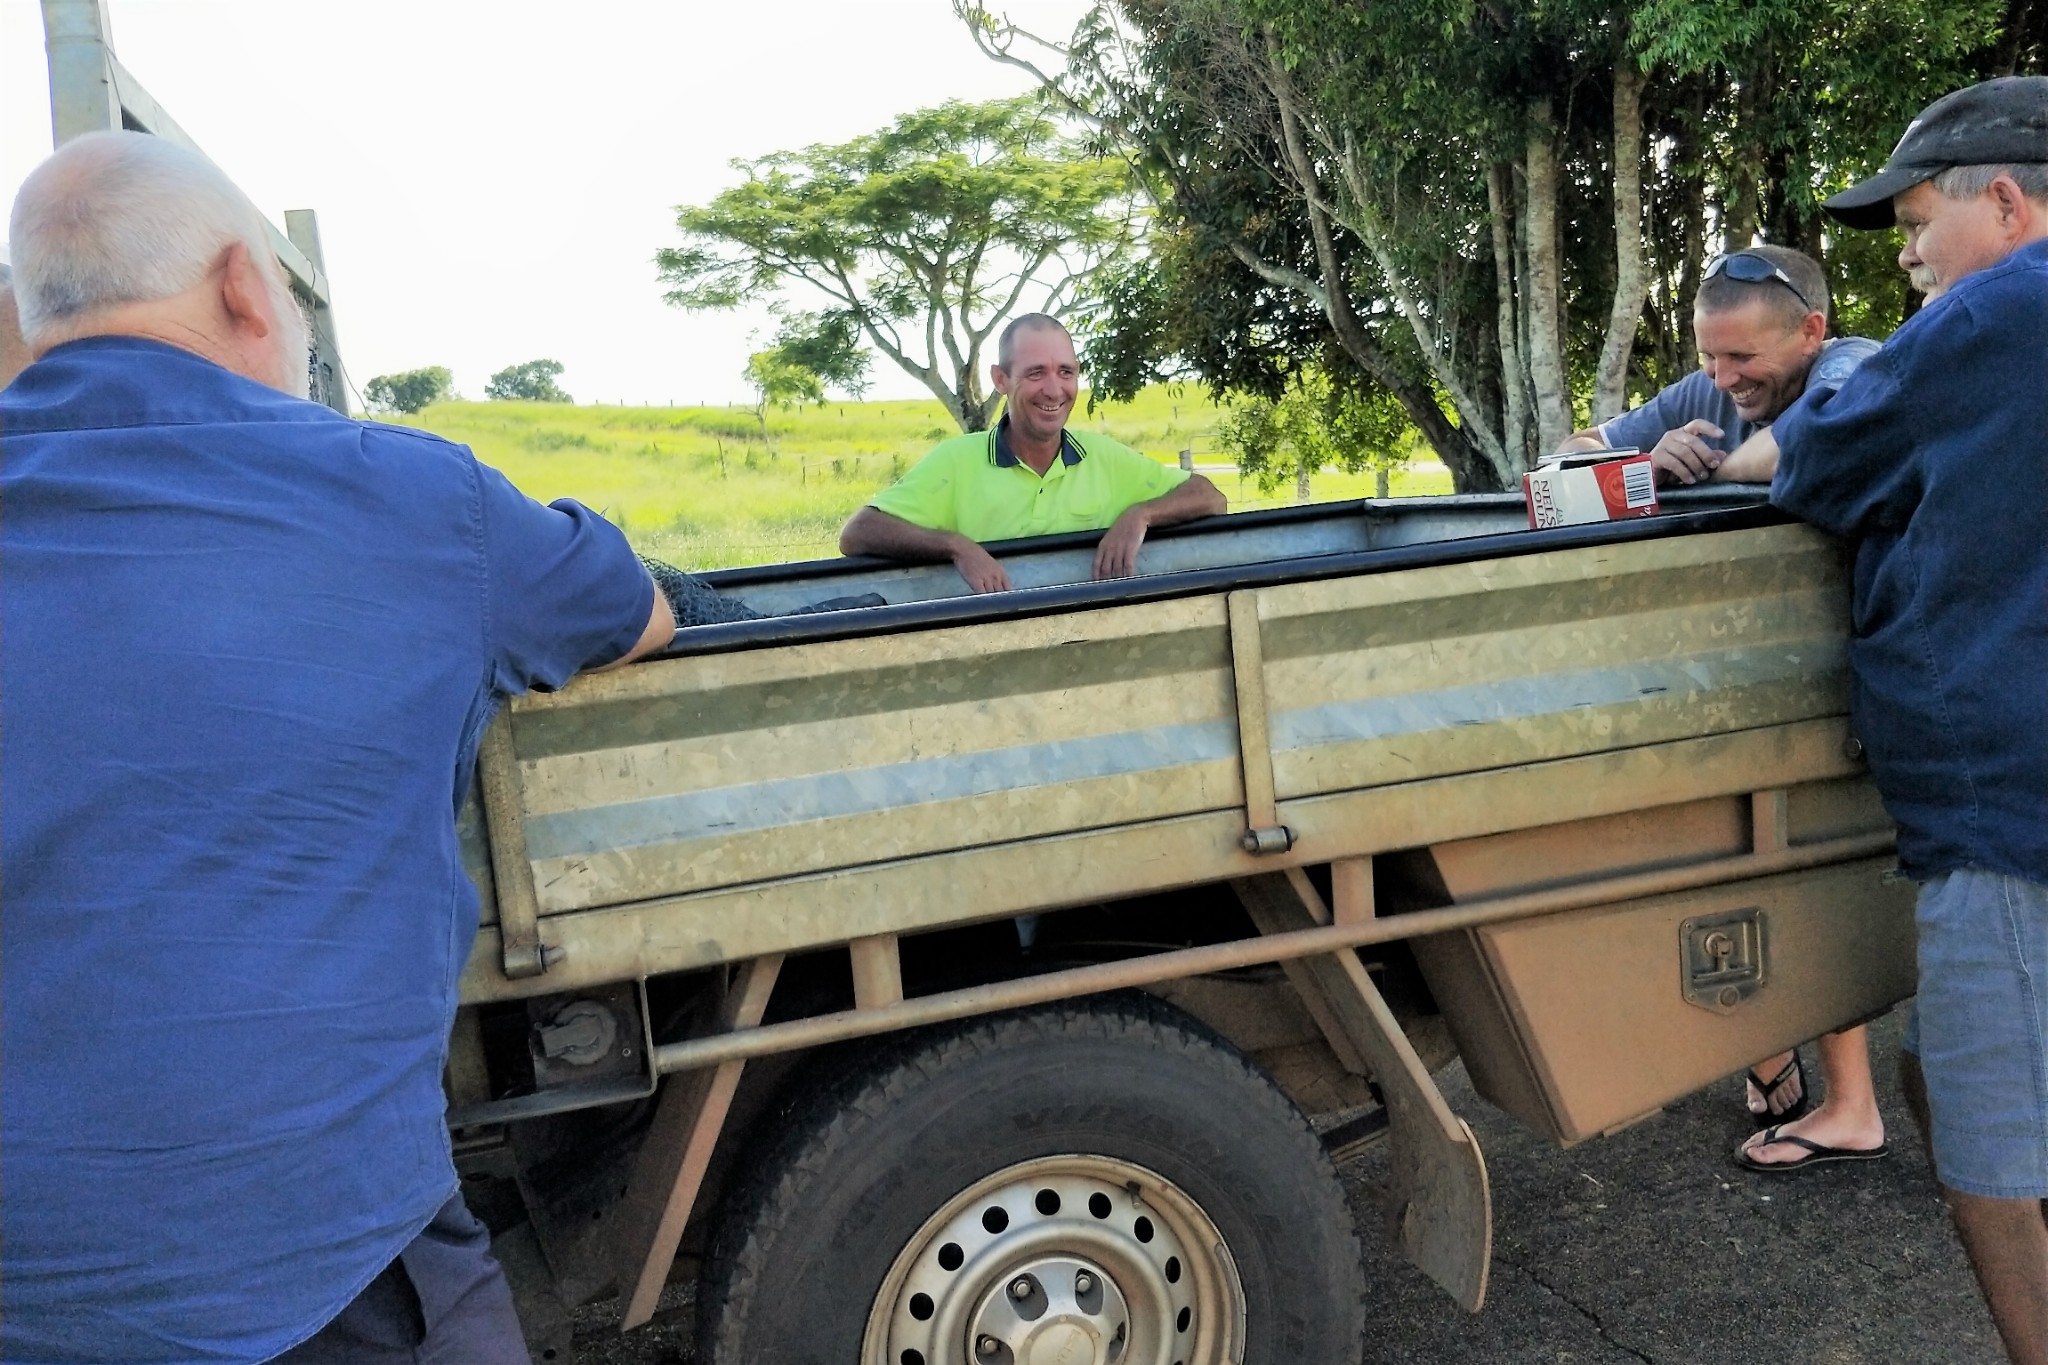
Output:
[1179,448,1194,472]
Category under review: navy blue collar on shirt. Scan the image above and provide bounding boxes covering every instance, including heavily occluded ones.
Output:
[989,413,1085,469]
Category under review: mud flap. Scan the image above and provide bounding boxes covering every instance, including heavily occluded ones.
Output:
[610,956,784,1329]
[1233,871,1493,1311]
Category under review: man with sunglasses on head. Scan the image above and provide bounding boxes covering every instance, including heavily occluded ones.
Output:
[1559,244,1892,1172]
[1768,76,2048,1365]
[1556,244,1879,487]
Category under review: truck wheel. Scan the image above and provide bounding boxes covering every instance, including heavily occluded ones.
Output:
[697,993,1365,1365]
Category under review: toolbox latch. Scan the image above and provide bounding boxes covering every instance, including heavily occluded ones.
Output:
[1680,908,1766,1012]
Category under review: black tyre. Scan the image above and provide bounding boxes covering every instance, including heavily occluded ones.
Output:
[698,993,1365,1365]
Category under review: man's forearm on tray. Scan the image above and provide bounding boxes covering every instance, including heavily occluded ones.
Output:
[1134,473,1226,528]
[839,506,969,561]
[1713,429,1780,484]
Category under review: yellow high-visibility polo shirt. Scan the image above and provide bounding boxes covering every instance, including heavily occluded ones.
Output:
[867,418,1188,543]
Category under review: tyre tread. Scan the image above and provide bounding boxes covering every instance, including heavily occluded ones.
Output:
[697,992,1365,1363]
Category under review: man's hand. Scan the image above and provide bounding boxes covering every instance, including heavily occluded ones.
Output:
[1554,426,1615,455]
[950,539,1013,594]
[841,506,1011,592]
[1092,473,1224,580]
[1648,419,1727,485]
[1093,507,1152,580]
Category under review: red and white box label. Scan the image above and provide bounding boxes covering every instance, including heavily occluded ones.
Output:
[1523,453,1659,529]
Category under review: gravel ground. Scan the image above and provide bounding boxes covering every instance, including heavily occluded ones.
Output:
[564,1009,1996,1364]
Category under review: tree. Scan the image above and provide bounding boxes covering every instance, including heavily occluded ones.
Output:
[959,0,2026,490]
[741,354,820,456]
[1216,366,1412,501]
[762,311,872,400]
[657,95,1141,433]
[363,366,454,415]
[737,313,874,456]
[485,359,572,404]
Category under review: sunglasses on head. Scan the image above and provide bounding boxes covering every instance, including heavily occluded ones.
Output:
[1704,252,1817,314]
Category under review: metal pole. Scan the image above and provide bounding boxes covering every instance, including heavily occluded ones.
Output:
[285,210,347,413]
[651,830,1896,1075]
[41,0,119,147]
[38,0,351,415]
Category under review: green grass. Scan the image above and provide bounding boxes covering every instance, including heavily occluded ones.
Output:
[389,387,1451,570]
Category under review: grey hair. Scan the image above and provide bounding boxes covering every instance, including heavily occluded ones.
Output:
[8,130,279,343]
[1931,162,2048,202]
[996,312,1072,371]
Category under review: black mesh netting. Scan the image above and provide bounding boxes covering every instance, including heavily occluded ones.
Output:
[641,556,767,627]
[640,556,886,627]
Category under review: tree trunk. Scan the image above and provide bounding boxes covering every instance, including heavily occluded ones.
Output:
[1594,63,1648,423]
[1723,76,1763,247]
[1224,240,1500,492]
[1486,162,1532,468]
[1677,93,1706,372]
[1247,59,1503,492]
[1986,0,2043,74]
[1260,45,1510,487]
[959,366,996,432]
[1522,100,1572,454]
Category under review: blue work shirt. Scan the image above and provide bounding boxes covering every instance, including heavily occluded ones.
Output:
[1601,337,1879,454]
[0,338,653,1363]
[1772,239,2048,883]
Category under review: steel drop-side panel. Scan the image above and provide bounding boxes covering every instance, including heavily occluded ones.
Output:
[458,500,1865,1005]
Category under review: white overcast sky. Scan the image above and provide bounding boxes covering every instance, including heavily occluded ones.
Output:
[0,0,1092,405]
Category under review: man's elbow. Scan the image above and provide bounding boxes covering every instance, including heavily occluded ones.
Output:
[1154,475,1224,526]
[838,507,875,557]
[593,583,676,672]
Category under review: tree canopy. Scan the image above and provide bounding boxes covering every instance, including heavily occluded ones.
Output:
[960,0,2041,490]
[485,359,572,404]
[657,94,1142,432]
[363,366,453,415]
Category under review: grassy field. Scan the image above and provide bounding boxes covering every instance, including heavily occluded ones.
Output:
[391,387,1451,570]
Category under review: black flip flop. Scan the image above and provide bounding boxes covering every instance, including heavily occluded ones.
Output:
[1744,1049,1812,1131]
[1734,1124,1891,1174]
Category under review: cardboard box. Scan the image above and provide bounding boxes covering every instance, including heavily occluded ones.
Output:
[1523,450,1659,529]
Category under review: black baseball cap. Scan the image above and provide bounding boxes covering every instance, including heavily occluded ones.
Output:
[1823,76,2048,229]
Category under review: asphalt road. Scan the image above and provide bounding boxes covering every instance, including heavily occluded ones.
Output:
[570,1009,2001,1364]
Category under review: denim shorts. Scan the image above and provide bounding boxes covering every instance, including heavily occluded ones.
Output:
[1901,866,2048,1199]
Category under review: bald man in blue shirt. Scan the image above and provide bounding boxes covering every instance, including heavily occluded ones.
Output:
[2,132,673,1363]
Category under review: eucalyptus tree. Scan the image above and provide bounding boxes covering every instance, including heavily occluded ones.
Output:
[658,96,1142,433]
[959,0,2024,490]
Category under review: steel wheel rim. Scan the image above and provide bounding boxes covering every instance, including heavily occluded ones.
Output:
[862,1154,1246,1365]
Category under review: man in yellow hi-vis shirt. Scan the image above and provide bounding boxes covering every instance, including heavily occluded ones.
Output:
[838,314,1225,592]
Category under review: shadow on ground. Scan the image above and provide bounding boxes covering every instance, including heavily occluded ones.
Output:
[1342,1010,1997,1364]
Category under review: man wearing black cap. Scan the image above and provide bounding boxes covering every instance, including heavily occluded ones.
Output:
[1769,76,2048,1365]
